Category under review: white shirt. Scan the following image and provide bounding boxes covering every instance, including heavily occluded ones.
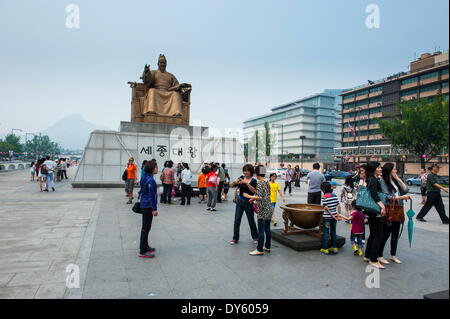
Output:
[44,160,56,172]
[181,169,192,185]
[391,181,400,197]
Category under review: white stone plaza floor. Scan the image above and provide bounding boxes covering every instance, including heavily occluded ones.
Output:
[0,167,448,299]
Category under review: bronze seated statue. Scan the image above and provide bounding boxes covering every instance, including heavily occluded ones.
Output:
[128,54,192,126]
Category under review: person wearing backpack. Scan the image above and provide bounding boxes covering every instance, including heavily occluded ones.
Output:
[206,165,220,212]
[340,176,356,223]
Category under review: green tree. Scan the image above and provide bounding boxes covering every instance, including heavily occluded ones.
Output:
[376,95,449,169]
[24,135,60,157]
[247,124,277,163]
[243,143,249,162]
[1,134,22,152]
[264,121,271,158]
[0,141,14,153]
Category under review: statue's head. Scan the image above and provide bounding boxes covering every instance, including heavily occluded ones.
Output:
[158,54,167,72]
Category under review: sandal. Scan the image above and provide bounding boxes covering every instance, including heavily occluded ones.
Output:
[363,257,370,262]
[369,262,385,269]
[390,256,402,264]
[377,257,390,265]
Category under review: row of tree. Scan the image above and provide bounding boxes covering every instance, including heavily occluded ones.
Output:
[0,134,61,156]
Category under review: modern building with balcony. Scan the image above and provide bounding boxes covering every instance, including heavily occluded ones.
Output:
[243,89,343,164]
[336,50,449,174]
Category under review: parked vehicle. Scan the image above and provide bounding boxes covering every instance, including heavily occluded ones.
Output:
[324,170,351,181]
[406,176,421,186]
[437,176,449,186]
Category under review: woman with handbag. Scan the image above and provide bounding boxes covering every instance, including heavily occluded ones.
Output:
[230,164,259,245]
[138,160,159,258]
[244,165,273,256]
[362,162,387,269]
[379,163,410,265]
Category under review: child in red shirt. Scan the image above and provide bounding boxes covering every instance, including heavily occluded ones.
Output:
[341,201,365,256]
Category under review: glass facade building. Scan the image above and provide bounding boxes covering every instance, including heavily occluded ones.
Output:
[243,90,343,163]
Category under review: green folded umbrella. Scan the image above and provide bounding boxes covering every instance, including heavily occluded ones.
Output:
[406,202,415,248]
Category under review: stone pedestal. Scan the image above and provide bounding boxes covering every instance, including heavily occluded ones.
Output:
[72,122,244,188]
[271,228,346,251]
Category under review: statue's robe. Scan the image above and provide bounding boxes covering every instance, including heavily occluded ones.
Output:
[143,70,182,116]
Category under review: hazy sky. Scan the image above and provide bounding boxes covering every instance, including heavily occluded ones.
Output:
[0,0,449,139]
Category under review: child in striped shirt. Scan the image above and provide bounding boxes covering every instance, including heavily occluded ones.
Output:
[320,181,341,255]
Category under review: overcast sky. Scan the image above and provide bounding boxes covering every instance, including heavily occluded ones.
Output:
[0,0,449,139]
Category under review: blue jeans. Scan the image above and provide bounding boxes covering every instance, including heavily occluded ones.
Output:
[46,172,54,189]
[233,198,258,242]
[350,233,363,249]
[321,218,337,249]
[257,219,271,252]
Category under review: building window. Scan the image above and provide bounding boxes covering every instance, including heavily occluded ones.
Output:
[401,76,418,85]
[343,93,355,100]
[356,90,368,97]
[421,83,440,92]
[369,107,382,115]
[369,96,382,104]
[343,103,355,110]
[420,71,439,81]
[369,86,382,94]
[400,88,418,97]
[442,68,449,75]
[363,120,371,126]
[442,81,449,89]
[343,114,352,119]
[356,100,368,107]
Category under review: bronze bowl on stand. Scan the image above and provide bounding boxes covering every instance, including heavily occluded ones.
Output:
[279,203,324,237]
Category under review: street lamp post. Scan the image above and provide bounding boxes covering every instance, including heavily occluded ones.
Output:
[299,136,306,169]
[272,124,284,164]
[25,133,37,160]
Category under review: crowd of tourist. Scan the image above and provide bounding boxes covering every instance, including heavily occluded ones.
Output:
[129,158,449,262]
[29,156,73,192]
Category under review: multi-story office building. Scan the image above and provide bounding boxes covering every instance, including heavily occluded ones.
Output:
[336,51,449,168]
[243,89,343,164]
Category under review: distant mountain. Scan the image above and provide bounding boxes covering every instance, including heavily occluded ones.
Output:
[41,114,112,150]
